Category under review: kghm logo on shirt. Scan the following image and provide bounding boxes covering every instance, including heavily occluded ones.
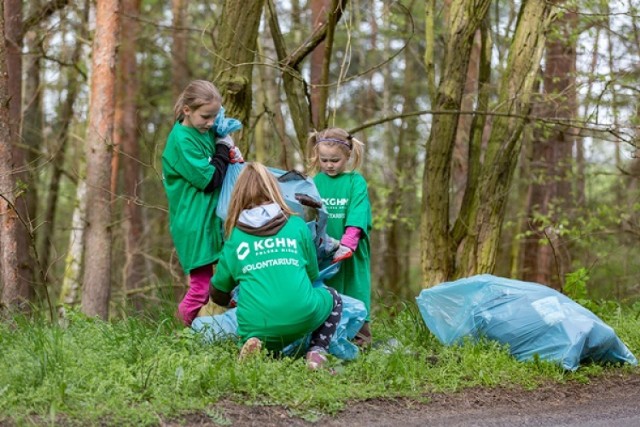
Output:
[322,197,349,207]
[236,237,298,260]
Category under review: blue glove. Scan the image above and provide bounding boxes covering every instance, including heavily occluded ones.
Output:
[212,106,242,137]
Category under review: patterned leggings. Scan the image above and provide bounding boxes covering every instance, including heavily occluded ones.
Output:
[309,287,342,352]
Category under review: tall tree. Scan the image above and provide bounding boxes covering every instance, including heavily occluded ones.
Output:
[39,1,87,288]
[454,0,556,279]
[382,35,420,299]
[0,0,20,308]
[81,0,120,318]
[522,9,578,288]
[4,0,32,304]
[420,0,491,285]
[115,0,146,308]
[309,0,334,129]
[421,0,557,285]
[171,0,189,98]
[212,0,265,130]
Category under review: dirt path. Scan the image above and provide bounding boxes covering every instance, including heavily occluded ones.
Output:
[177,371,640,426]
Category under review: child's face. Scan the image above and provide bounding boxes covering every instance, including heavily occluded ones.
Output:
[182,100,221,133]
[318,144,349,176]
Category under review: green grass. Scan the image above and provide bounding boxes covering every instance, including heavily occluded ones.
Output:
[0,302,638,426]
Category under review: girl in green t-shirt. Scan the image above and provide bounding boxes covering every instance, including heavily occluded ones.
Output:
[162,80,243,326]
[210,162,342,370]
[307,127,372,347]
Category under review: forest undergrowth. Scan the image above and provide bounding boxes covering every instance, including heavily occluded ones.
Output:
[0,297,638,426]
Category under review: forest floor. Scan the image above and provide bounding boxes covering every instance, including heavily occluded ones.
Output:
[169,371,640,426]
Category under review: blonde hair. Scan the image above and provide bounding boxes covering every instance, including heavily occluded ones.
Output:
[306,127,365,174]
[173,80,222,122]
[224,162,294,236]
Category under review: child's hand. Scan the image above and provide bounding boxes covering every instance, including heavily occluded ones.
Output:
[332,244,353,263]
[216,134,235,148]
[230,146,244,164]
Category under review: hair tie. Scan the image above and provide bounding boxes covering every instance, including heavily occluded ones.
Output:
[317,137,352,149]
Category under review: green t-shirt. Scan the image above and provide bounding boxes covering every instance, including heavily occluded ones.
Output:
[212,215,333,349]
[162,122,224,273]
[314,171,372,319]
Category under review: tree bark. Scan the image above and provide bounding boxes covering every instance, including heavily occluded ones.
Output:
[266,0,311,157]
[81,0,119,319]
[116,0,146,309]
[4,0,33,305]
[522,9,577,289]
[171,0,189,99]
[21,17,43,293]
[420,0,491,286]
[212,0,265,130]
[0,1,21,309]
[457,0,556,278]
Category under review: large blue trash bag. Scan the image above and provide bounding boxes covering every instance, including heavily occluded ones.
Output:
[216,164,335,264]
[192,264,367,360]
[416,274,637,371]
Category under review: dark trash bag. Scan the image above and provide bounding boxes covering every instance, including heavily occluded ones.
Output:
[416,274,637,371]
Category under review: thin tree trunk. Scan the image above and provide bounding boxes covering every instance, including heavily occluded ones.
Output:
[0,1,21,308]
[21,20,43,292]
[116,0,146,309]
[521,9,577,289]
[383,34,420,299]
[266,0,311,157]
[59,180,87,313]
[171,0,188,99]
[4,0,33,304]
[310,0,331,129]
[39,0,88,286]
[81,0,119,319]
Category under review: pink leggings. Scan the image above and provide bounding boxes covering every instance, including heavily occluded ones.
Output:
[178,264,214,326]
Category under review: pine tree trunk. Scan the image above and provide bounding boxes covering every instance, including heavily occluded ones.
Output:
[116,0,146,309]
[0,2,21,308]
[80,0,119,319]
[522,10,577,289]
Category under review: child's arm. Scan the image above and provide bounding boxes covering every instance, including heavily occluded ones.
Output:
[332,226,361,263]
[204,143,231,193]
[340,226,361,250]
[210,250,235,306]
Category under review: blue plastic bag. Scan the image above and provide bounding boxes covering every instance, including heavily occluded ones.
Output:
[416,274,637,371]
[192,264,367,360]
[212,106,242,137]
[216,164,333,263]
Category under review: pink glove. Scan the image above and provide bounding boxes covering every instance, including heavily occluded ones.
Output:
[229,146,244,163]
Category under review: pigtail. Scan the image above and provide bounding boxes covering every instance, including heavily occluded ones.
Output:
[173,93,185,122]
[306,130,322,174]
[347,135,365,171]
